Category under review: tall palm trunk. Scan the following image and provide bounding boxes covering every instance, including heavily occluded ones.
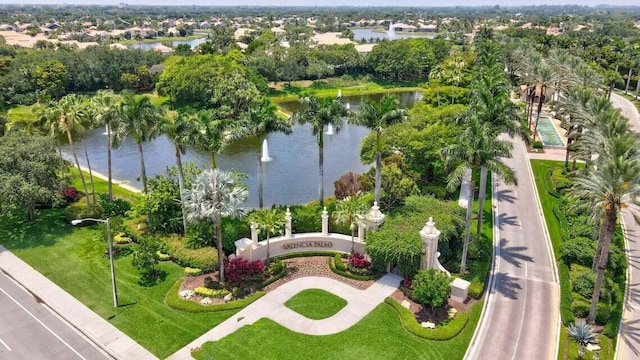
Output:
[625,68,633,94]
[175,145,188,235]
[67,129,90,207]
[460,178,475,275]
[319,134,325,207]
[476,166,488,236]
[635,70,640,100]
[106,124,113,201]
[532,90,545,142]
[210,152,217,169]
[587,207,617,324]
[136,140,148,193]
[57,145,67,183]
[81,132,97,205]
[374,149,382,205]
[215,212,224,283]
[527,87,536,127]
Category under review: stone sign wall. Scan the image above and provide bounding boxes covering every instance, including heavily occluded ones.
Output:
[233,233,366,262]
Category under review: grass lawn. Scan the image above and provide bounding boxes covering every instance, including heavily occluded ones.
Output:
[0,209,237,358]
[284,289,347,320]
[193,300,483,360]
[68,169,140,203]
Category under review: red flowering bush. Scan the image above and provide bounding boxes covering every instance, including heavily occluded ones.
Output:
[223,257,266,289]
[402,277,413,288]
[348,253,372,276]
[60,187,81,204]
[349,252,371,269]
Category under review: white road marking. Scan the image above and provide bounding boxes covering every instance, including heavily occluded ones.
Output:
[0,337,11,351]
[0,287,87,360]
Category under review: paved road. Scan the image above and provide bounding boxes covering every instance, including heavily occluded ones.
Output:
[611,93,640,360]
[0,271,110,360]
[465,134,560,360]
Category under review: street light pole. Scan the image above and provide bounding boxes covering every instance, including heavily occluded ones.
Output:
[71,217,118,307]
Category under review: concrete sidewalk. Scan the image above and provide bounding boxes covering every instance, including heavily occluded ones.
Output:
[167,273,402,360]
[0,245,157,360]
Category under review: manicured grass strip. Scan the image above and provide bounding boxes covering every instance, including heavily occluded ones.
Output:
[69,168,140,203]
[193,300,482,360]
[0,209,237,358]
[165,279,265,312]
[385,297,471,341]
[284,289,347,320]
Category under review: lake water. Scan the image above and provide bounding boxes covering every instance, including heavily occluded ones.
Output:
[352,28,436,41]
[63,91,422,208]
[129,37,208,50]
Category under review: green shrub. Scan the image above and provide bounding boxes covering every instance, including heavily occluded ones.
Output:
[258,260,288,289]
[468,237,492,261]
[164,235,218,272]
[558,262,575,324]
[123,216,149,240]
[157,251,170,261]
[560,237,595,267]
[165,280,265,312]
[532,141,543,149]
[607,244,627,276]
[98,193,131,217]
[571,297,590,318]
[551,167,572,193]
[184,267,203,276]
[333,254,347,271]
[194,287,230,298]
[64,197,103,223]
[572,270,595,299]
[596,302,611,324]
[113,232,132,244]
[384,298,469,340]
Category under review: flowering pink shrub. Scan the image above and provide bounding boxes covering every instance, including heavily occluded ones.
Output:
[223,257,265,289]
[349,253,372,269]
[60,187,81,204]
[402,277,413,288]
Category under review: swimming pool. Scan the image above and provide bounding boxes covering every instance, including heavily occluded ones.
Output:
[536,117,565,147]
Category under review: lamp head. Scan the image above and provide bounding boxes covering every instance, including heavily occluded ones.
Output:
[71,219,83,226]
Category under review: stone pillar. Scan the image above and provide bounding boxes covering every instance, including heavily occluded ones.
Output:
[250,222,259,244]
[419,217,441,270]
[321,206,329,236]
[357,214,366,241]
[365,201,385,231]
[285,207,292,238]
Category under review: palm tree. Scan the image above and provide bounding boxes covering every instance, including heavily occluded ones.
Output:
[118,91,165,193]
[250,209,285,267]
[75,95,98,205]
[349,94,407,206]
[190,109,243,169]
[443,119,516,274]
[292,94,347,207]
[570,130,640,324]
[160,109,201,235]
[40,94,90,207]
[333,196,368,253]
[91,90,124,202]
[429,64,445,107]
[184,169,248,283]
[566,321,598,358]
[239,99,292,208]
[531,64,559,142]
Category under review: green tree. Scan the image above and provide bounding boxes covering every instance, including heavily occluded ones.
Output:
[91,90,125,201]
[132,237,160,283]
[39,94,90,207]
[250,209,285,266]
[411,268,452,314]
[0,135,62,220]
[184,169,248,283]
[292,94,347,207]
[118,91,166,193]
[333,196,368,253]
[34,59,68,101]
[349,94,407,206]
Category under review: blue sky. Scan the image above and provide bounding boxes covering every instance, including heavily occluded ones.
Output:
[0,1,638,6]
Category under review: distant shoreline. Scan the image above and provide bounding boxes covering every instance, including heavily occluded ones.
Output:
[76,164,142,194]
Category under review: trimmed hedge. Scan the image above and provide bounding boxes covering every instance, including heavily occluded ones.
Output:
[334,254,346,271]
[184,267,203,276]
[164,235,218,272]
[194,287,230,298]
[258,261,288,289]
[558,262,575,324]
[113,233,132,244]
[157,251,170,261]
[384,297,469,340]
[164,280,265,312]
[328,257,375,281]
